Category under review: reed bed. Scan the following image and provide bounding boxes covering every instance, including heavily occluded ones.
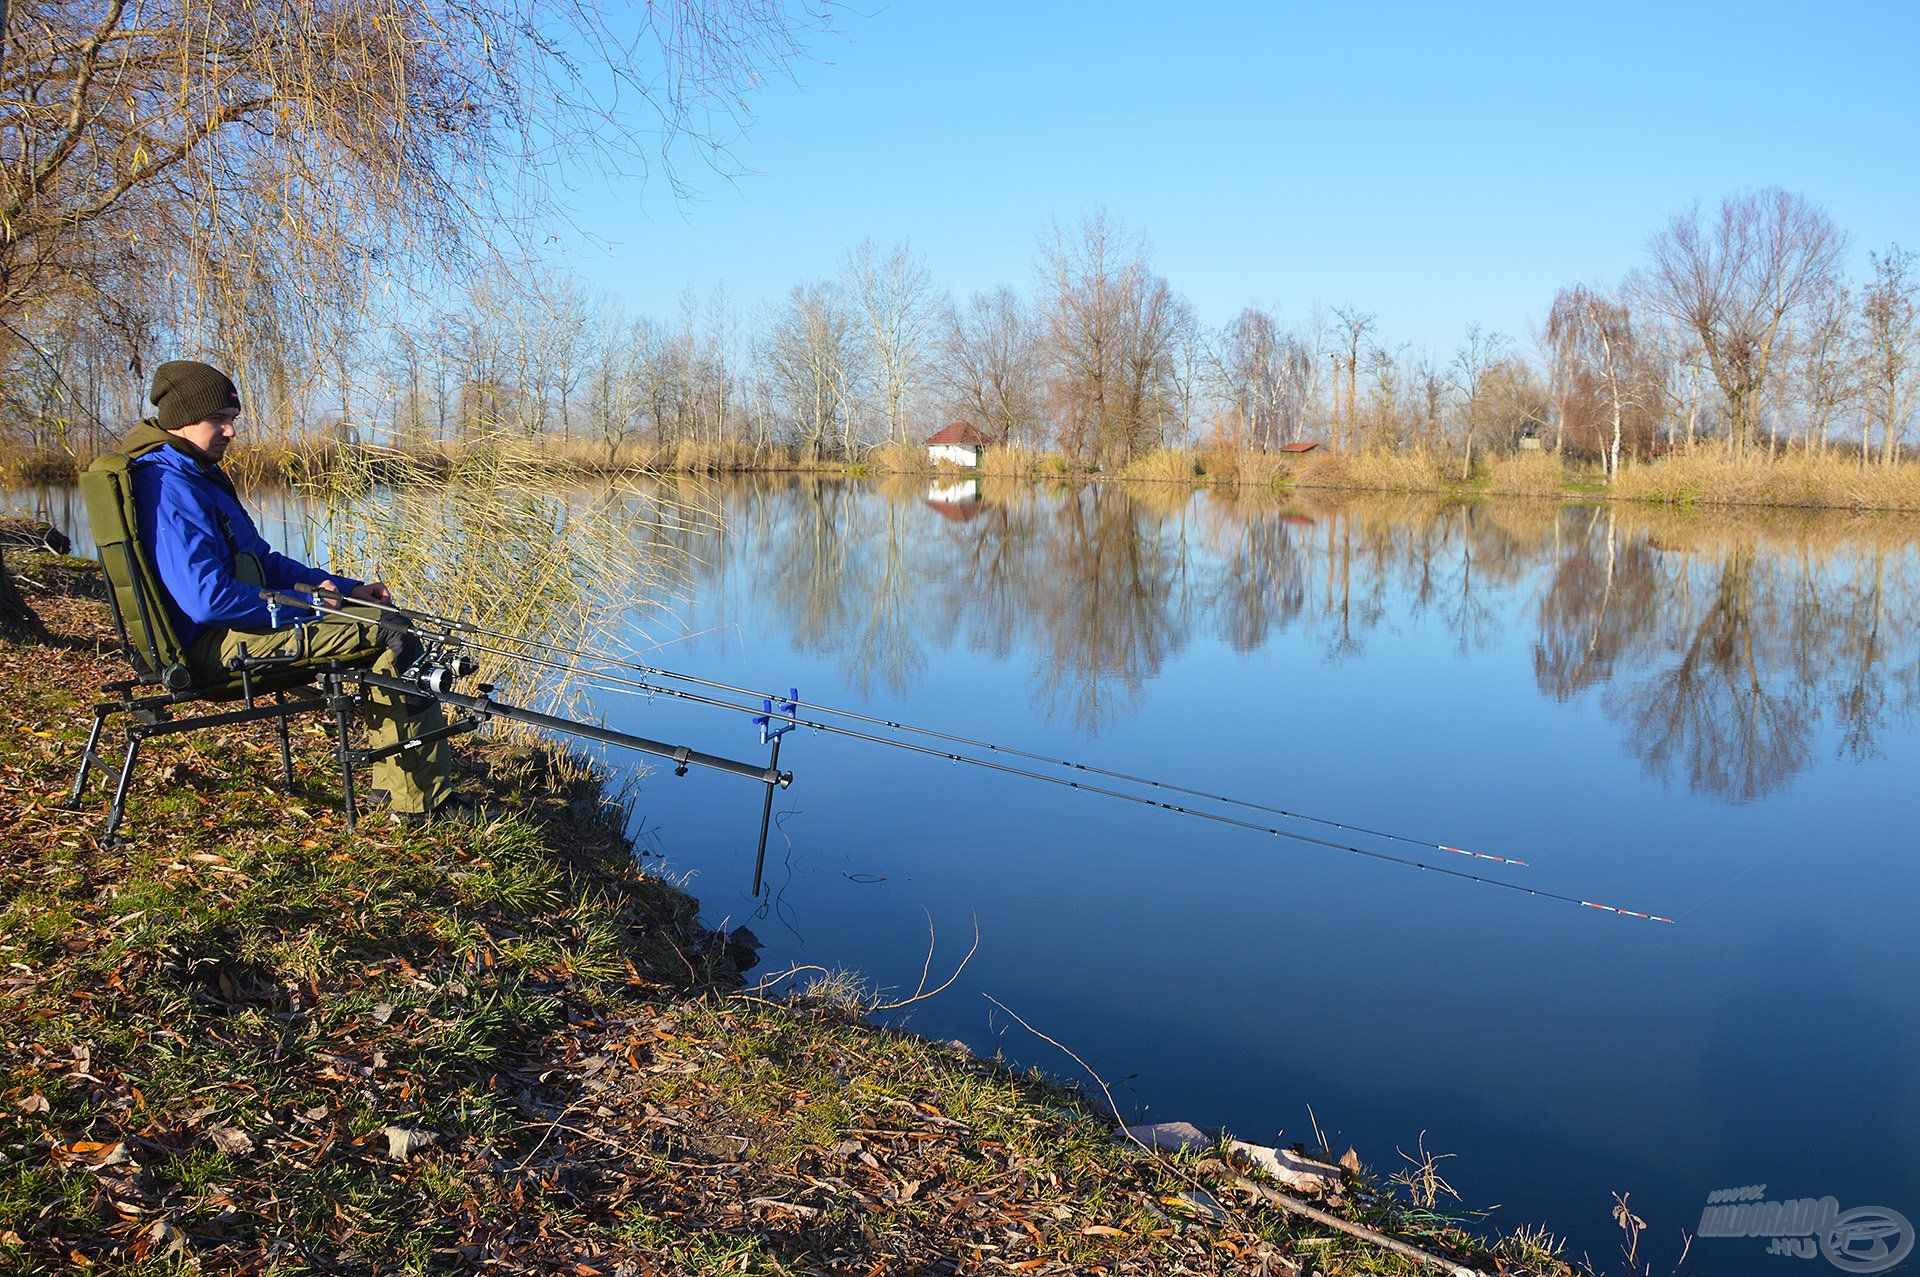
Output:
[1293,448,1449,493]
[1611,450,1920,512]
[1479,450,1568,497]
[864,442,934,474]
[1120,448,1202,484]
[1196,444,1290,488]
[306,439,717,714]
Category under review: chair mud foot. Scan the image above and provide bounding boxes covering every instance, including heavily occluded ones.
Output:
[66,709,109,809]
[102,737,140,843]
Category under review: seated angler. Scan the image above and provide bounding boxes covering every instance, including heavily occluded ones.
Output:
[124,359,456,819]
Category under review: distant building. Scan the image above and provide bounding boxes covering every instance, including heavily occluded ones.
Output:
[1278,440,1320,453]
[925,422,995,467]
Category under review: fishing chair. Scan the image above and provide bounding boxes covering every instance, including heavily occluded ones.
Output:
[64,455,338,844]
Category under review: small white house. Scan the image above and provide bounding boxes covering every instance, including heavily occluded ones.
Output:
[925,421,994,467]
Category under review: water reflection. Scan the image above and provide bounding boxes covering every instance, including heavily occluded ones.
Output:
[680,479,1920,801]
[11,474,1919,802]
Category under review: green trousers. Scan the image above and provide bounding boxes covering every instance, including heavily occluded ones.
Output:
[191,614,456,814]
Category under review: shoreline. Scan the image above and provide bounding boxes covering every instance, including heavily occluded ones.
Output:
[0,554,1592,1274]
[9,440,1920,515]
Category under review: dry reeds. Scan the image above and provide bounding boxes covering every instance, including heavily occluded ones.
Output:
[1611,449,1920,512]
[865,442,932,474]
[1120,448,1201,484]
[979,446,1053,480]
[1294,448,1448,493]
[1196,444,1289,489]
[1484,451,1567,497]
[306,438,716,715]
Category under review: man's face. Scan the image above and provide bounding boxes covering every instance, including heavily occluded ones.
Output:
[173,408,240,462]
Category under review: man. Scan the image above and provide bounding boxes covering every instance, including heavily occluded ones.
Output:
[124,359,455,817]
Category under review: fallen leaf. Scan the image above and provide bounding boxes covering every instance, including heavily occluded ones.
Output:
[207,1124,254,1156]
[383,1125,438,1161]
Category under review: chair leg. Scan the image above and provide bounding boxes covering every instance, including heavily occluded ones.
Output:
[103,736,140,843]
[276,692,296,789]
[66,707,109,809]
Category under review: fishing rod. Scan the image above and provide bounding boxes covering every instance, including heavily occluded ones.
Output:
[289,591,1529,867]
[254,591,789,833]
[266,590,1672,924]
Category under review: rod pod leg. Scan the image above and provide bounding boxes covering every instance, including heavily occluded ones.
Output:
[275,691,295,788]
[751,734,782,896]
[328,674,359,830]
[67,706,109,809]
[103,736,140,843]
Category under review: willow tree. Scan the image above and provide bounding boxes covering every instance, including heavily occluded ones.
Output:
[0,0,818,396]
[0,0,819,613]
[1546,285,1643,478]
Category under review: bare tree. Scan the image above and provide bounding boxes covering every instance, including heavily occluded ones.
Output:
[1451,325,1508,479]
[844,237,941,445]
[1798,278,1857,455]
[1546,285,1643,477]
[763,280,862,458]
[1857,244,1918,467]
[1036,210,1183,465]
[1638,188,1848,453]
[1213,308,1312,450]
[1329,307,1376,450]
[939,287,1047,446]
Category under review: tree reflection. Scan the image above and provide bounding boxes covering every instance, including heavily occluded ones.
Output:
[684,476,1920,800]
[1535,508,1920,801]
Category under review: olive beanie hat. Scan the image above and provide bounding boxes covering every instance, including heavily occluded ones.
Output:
[150,360,241,433]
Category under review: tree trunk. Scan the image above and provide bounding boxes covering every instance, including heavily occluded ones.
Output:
[0,544,43,640]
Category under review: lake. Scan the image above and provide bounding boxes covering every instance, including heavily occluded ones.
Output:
[11,475,1917,1273]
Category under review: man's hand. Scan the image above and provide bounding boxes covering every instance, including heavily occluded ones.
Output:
[308,578,349,608]
[305,578,391,608]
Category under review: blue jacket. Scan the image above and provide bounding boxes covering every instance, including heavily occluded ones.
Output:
[128,441,360,646]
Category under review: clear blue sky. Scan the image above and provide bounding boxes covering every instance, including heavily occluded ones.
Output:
[556,0,1919,357]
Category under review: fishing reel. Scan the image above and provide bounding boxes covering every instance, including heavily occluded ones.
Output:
[398,634,479,696]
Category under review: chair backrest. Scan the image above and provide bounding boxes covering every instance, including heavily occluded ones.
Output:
[79,452,195,690]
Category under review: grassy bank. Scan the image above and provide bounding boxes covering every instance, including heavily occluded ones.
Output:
[0,559,1587,1274]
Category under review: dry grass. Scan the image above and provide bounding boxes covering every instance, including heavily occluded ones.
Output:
[1120,448,1201,484]
[864,442,932,474]
[1197,444,1290,489]
[1294,448,1449,493]
[1611,449,1920,511]
[1485,451,1568,497]
[979,445,1054,480]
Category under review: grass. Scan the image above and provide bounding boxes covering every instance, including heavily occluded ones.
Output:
[0,556,1592,1274]
[1610,447,1920,511]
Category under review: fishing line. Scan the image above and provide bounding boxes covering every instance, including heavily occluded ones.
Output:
[413,624,1674,923]
[300,591,1528,866]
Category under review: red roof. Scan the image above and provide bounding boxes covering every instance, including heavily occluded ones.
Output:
[924,499,987,523]
[1278,441,1321,453]
[925,422,995,447]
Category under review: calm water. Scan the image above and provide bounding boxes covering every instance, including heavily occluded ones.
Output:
[12,478,1917,1273]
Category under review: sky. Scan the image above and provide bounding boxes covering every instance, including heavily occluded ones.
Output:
[551,0,1920,358]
